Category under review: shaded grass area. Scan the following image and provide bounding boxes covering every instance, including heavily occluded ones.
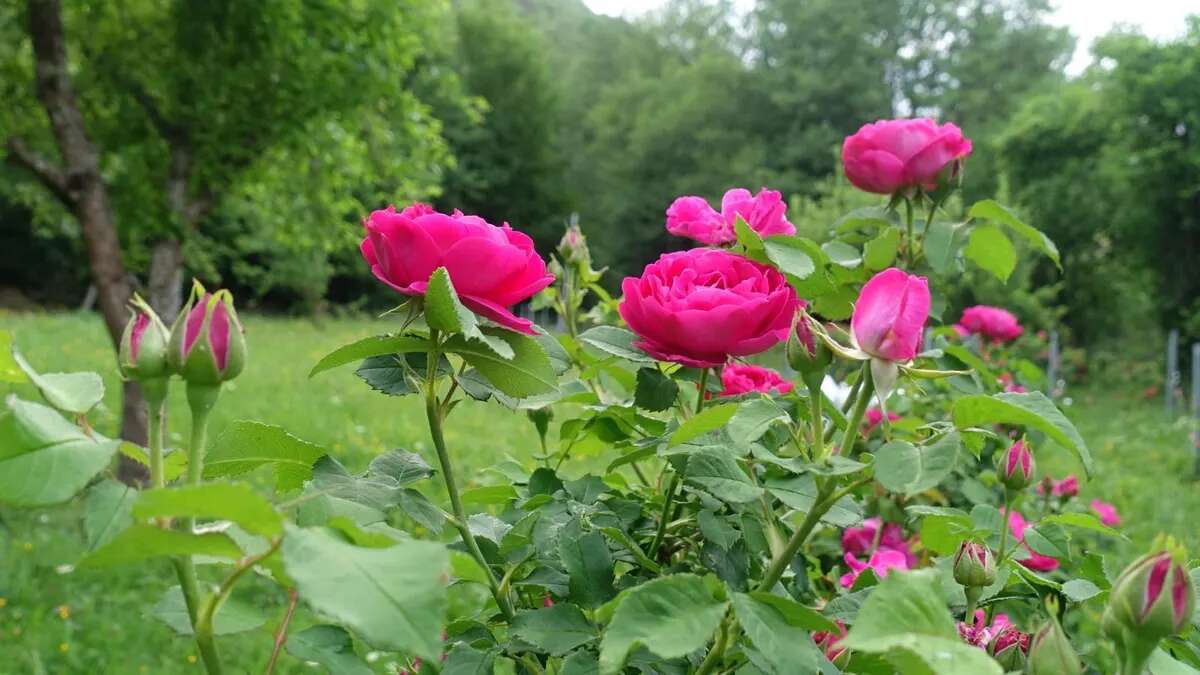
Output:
[0,312,1195,672]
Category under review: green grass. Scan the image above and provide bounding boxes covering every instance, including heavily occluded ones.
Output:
[0,312,1196,673]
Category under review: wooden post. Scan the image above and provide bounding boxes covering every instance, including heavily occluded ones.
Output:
[1191,342,1199,478]
[1047,330,1060,396]
[1166,329,1179,416]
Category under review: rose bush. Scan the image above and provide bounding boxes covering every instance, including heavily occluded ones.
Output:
[1,116,1196,675]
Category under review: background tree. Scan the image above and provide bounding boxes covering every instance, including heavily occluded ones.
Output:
[0,0,461,445]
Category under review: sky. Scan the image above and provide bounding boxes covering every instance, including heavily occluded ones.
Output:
[582,0,1195,74]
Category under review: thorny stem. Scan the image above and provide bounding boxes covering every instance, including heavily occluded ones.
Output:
[648,368,709,560]
[263,589,299,675]
[758,479,834,592]
[904,197,916,266]
[695,614,734,675]
[424,330,515,621]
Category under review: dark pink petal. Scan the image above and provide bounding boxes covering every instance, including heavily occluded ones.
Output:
[183,294,210,357]
[1143,556,1171,619]
[210,300,230,372]
[130,313,149,360]
[459,295,538,336]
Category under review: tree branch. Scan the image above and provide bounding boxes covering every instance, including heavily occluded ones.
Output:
[5,136,72,206]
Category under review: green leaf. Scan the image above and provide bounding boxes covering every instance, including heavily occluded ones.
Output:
[577,326,655,363]
[425,267,515,358]
[1042,512,1124,539]
[0,396,120,506]
[864,227,901,271]
[732,593,823,674]
[150,586,266,636]
[309,334,431,377]
[765,474,862,527]
[81,525,242,568]
[727,398,790,446]
[841,569,1003,675]
[698,510,741,551]
[918,514,974,555]
[598,574,727,675]
[12,349,104,414]
[83,479,137,551]
[355,354,419,396]
[600,526,661,573]
[1025,524,1070,559]
[735,215,765,254]
[968,200,1061,268]
[745,592,840,633]
[822,241,862,267]
[1149,648,1200,675]
[634,367,679,412]
[1061,579,1103,602]
[461,484,519,506]
[281,524,448,660]
[134,483,283,537]
[873,435,959,496]
[951,392,1092,476]
[560,530,616,609]
[511,604,598,655]
[964,224,1016,282]
[764,238,815,278]
[686,447,762,504]
[562,651,600,675]
[442,644,496,675]
[445,330,557,398]
[0,330,28,383]
[204,420,327,492]
[922,220,963,274]
[669,403,738,447]
[286,625,373,675]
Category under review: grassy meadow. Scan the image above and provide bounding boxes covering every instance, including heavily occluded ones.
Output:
[0,311,1195,673]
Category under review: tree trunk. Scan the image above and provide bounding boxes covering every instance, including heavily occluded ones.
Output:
[148,237,184,319]
[21,0,147,481]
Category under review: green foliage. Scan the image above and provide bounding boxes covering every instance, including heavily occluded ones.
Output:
[0,396,120,506]
[598,574,727,674]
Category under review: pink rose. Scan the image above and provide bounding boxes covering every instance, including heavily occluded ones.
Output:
[719,363,795,397]
[619,249,799,368]
[841,517,916,566]
[665,187,796,245]
[957,305,1023,343]
[813,620,849,666]
[958,611,1010,649]
[1055,475,1079,497]
[842,118,973,195]
[851,268,931,361]
[360,203,555,335]
[840,549,909,588]
[1008,511,1059,572]
[169,289,247,385]
[1090,500,1121,527]
[863,407,900,435]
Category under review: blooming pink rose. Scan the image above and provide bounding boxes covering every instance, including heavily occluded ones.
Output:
[719,363,795,397]
[842,118,972,194]
[619,249,799,368]
[958,305,1023,343]
[1008,511,1059,572]
[1090,500,1121,527]
[665,188,796,245]
[841,517,916,566]
[958,611,1010,648]
[840,549,909,588]
[360,203,555,335]
[812,620,849,666]
[851,268,931,361]
[862,407,901,435]
[1035,475,1078,498]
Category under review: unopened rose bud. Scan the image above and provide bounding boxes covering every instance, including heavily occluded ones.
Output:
[1104,551,1195,646]
[556,223,590,265]
[1027,614,1081,675]
[168,283,246,386]
[996,439,1035,492]
[953,541,996,589]
[787,311,831,375]
[118,297,170,382]
[989,626,1029,671]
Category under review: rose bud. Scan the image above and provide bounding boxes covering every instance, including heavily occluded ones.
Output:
[557,223,590,265]
[851,268,930,362]
[989,626,1030,671]
[996,439,1035,492]
[787,309,831,375]
[118,296,170,382]
[1104,551,1195,645]
[953,541,996,589]
[168,284,247,386]
[1026,614,1082,675]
